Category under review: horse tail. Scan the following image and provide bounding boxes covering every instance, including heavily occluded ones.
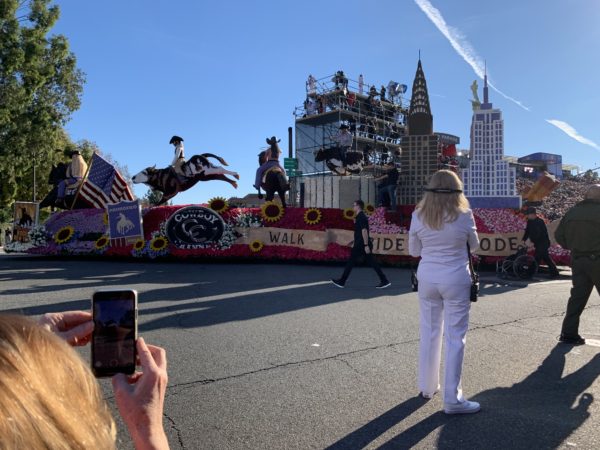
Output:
[200,153,228,166]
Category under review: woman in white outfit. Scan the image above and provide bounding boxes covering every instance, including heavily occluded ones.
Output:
[408,170,480,414]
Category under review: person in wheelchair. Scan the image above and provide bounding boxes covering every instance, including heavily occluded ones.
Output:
[498,245,538,279]
[522,207,559,278]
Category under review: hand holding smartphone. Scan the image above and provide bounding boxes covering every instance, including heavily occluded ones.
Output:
[91,289,138,377]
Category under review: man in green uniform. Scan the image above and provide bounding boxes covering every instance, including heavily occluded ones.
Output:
[555,185,600,345]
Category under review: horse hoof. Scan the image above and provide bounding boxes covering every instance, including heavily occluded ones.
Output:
[232,182,238,189]
[234,173,240,180]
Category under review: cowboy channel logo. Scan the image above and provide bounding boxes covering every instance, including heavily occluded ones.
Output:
[166,206,225,249]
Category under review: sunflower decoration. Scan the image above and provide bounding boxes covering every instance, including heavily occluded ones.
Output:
[208,196,229,214]
[260,201,285,223]
[149,236,169,252]
[54,226,75,244]
[94,235,110,251]
[133,239,146,251]
[102,212,109,225]
[303,208,322,225]
[364,204,376,216]
[249,240,264,253]
[343,208,356,220]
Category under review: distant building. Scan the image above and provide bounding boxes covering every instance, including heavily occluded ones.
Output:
[462,72,521,208]
[517,152,563,179]
[227,194,266,208]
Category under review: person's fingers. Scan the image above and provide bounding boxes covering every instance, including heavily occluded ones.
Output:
[112,373,132,393]
[146,344,167,371]
[60,311,92,330]
[127,372,143,384]
[136,337,158,372]
[61,321,94,346]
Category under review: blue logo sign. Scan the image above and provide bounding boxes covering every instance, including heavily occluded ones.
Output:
[107,200,143,241]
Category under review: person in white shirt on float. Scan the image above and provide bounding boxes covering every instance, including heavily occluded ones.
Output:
[408,170,480,415]
[332,124,353,163]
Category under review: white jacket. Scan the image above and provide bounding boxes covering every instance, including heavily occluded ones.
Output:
[409,209,479,285]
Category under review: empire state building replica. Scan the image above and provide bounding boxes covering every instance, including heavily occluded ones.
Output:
[462,73,521,208]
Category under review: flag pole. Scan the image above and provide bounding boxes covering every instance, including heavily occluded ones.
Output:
[68,151,95,210]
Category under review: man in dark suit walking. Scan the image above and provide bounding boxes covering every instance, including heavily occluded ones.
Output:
[331,200,391,289]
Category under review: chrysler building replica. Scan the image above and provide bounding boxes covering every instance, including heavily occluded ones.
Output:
[462,72,521,208]
[399,59,439,205]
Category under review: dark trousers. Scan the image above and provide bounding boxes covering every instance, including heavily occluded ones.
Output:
[561,257,600,337]
[339,246,388,284]
[534,244,559,275]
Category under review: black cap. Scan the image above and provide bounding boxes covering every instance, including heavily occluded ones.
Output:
[525,207,536,214]
[69,150,81,157]
[169,135,184,144]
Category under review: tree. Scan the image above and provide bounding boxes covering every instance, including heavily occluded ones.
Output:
[142,188,169,207]
[0,0,85,208]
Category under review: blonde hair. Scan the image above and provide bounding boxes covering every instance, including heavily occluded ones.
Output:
[0,315,116,450]
[416,170,470,230]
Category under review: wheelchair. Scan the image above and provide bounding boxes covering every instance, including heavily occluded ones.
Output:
[496,245,538,279]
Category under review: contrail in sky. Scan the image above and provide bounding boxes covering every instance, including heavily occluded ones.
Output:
[546,120,600,151]
[414,0,600,151]
[414,0,529,111]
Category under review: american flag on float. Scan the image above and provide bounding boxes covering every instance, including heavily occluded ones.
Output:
[79,153,134,208]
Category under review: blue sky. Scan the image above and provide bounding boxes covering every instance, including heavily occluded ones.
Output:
[51,0,600,204]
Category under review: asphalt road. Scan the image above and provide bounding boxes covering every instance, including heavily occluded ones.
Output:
[1,253,599,450]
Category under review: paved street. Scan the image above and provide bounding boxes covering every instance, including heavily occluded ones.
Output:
[1,253,599,449]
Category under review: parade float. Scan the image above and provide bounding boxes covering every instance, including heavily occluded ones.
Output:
[6,66,572,267]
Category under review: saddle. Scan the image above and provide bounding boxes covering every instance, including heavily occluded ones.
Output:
[261,166,285,183]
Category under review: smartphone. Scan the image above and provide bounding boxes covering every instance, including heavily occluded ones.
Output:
[91,289,138,377]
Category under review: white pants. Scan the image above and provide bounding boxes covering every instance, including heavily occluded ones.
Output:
[418,280,471,404]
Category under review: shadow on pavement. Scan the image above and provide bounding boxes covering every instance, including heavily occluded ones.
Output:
[328,344,599,449]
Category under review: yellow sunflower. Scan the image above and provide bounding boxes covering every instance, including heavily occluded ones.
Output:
[343,208,356,220]
[249,240,264,252]
[133,239,145,251]
[94,235,110,250]
[364,204,376,215]
[208,196,228,214]
[102,212,108,225]
[261,201,284,223]
[54,226,75,244]
[150,236,168,251]
[303,208,322,225]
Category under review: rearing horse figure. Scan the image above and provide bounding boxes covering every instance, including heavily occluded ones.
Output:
[254,136,290,207]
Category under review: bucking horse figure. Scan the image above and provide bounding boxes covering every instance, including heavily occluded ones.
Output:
[314,146,365,175]
[39,162,91,210]
[254,136,290,207]
[132,153,239,205]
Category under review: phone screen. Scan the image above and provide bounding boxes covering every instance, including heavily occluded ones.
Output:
[91,290,137,377]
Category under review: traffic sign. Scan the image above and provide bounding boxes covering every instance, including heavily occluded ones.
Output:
[284,158,298,169]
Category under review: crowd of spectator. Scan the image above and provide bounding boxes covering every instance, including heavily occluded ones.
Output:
[517,176,590,221]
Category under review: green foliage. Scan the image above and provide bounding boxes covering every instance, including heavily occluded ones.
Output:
[0,0,85,209]
[583,170,599,181]
[143,189,169,206]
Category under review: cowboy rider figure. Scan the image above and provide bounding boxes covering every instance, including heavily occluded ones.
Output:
[332,124,353,164]
[56,150,88,208]
[253,137,287,193]
[170,135,190,179]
